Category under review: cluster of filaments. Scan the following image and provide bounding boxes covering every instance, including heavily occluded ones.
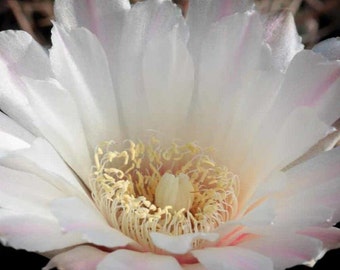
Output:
[90,137,239,252]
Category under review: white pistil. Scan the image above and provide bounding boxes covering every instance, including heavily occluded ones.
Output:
[155,173,194,212]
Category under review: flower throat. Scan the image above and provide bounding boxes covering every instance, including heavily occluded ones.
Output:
[90,137,239,252]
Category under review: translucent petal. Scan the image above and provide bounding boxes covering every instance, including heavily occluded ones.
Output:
[50,197,138,249]
[97,250,182,270]
[192,246,273,270]
[43,245,107,270]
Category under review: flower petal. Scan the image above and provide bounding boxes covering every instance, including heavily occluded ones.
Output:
[22,77,92,183]
[0,112,35,151]
[313,37,340,61]
[299,227,340,250]
[277,147,340,226]
[263,11,303,71]
[0,138,87,195]
[192,246,273,270]
[267,50,340,126]
[150,232,219,255]
[43,245,107,270]
[97,250,182,270]
[0,166,84,251]
[187,0,253,66]
[50,23,121,148]
[0,30,51,79]
[238,232,322,269]
[142,25,194,136]
[239,107,329,208]
[50,197,138,249]
[0,209,84,252]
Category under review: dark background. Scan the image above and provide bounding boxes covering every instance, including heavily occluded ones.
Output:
[0,0,339,269]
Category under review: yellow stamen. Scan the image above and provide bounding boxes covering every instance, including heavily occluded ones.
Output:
[90,138,239,252]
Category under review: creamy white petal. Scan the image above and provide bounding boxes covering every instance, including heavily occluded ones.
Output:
[0,30,51,79]
[313,37,340,61]
[50,197,138,249]
[54,0,130,31]
[150,232,218,255]
[114,0,185,136]
[43,245,107,270]
[0,138,87,195]
[276,149,340,227]
[238,232,322,269]
[50,23,120,148]
[0,33,42,135]
[299,227,340,250]
[0,165,69,215]
[142,26,194,136]
[97,250,182,270]
[239,107,329,208]
[0,112,35,145]
[263,11,303,71]
[187,0,253,66]
[0,209,84,253]
[22,77,92,183]
[192,11,275,151]
[0,165,85,252]
[192,246,273,270]
[266,50,340,126]
[0,131,30,154]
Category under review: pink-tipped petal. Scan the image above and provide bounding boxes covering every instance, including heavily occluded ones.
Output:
[97,250,182,270]
[263,11,303,71]
[238,232,322,269]
[43,245,107,270]
[192,246,273,270]
[299,227,340,250]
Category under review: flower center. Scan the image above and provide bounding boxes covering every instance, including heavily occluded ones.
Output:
[90,137,239,252]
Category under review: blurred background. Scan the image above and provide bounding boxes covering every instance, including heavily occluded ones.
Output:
[0,0,339,269]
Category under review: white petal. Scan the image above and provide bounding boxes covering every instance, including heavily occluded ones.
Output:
[313,37,340,61]
[50,197,137,249]
[0,112,35,145]
[0,209,84,252]
[115,0,184,136]
[192,246,273,270]
[187,0,253,66]
[97,250,182,270]
[0,30,51,79]
[268,50,340,126]
[43,245,107,270]
[238,107,329,208]
[192,11,274,150]
[0,131,30,154]
[50,23,120,148]
[238,232,322,269]
[263,11,303,71]
[0,165,67,215]
[142,25,194,136]
[150,232,218,255]
[0,138,87,195]
[277,147,340,226]
[54,0,130,30]
[299,227,340,250]
[22,77,92,183]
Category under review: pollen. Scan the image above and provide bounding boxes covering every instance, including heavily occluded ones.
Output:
[90,137,239,253]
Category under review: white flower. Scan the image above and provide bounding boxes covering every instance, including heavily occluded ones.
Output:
[0,0,339,269]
